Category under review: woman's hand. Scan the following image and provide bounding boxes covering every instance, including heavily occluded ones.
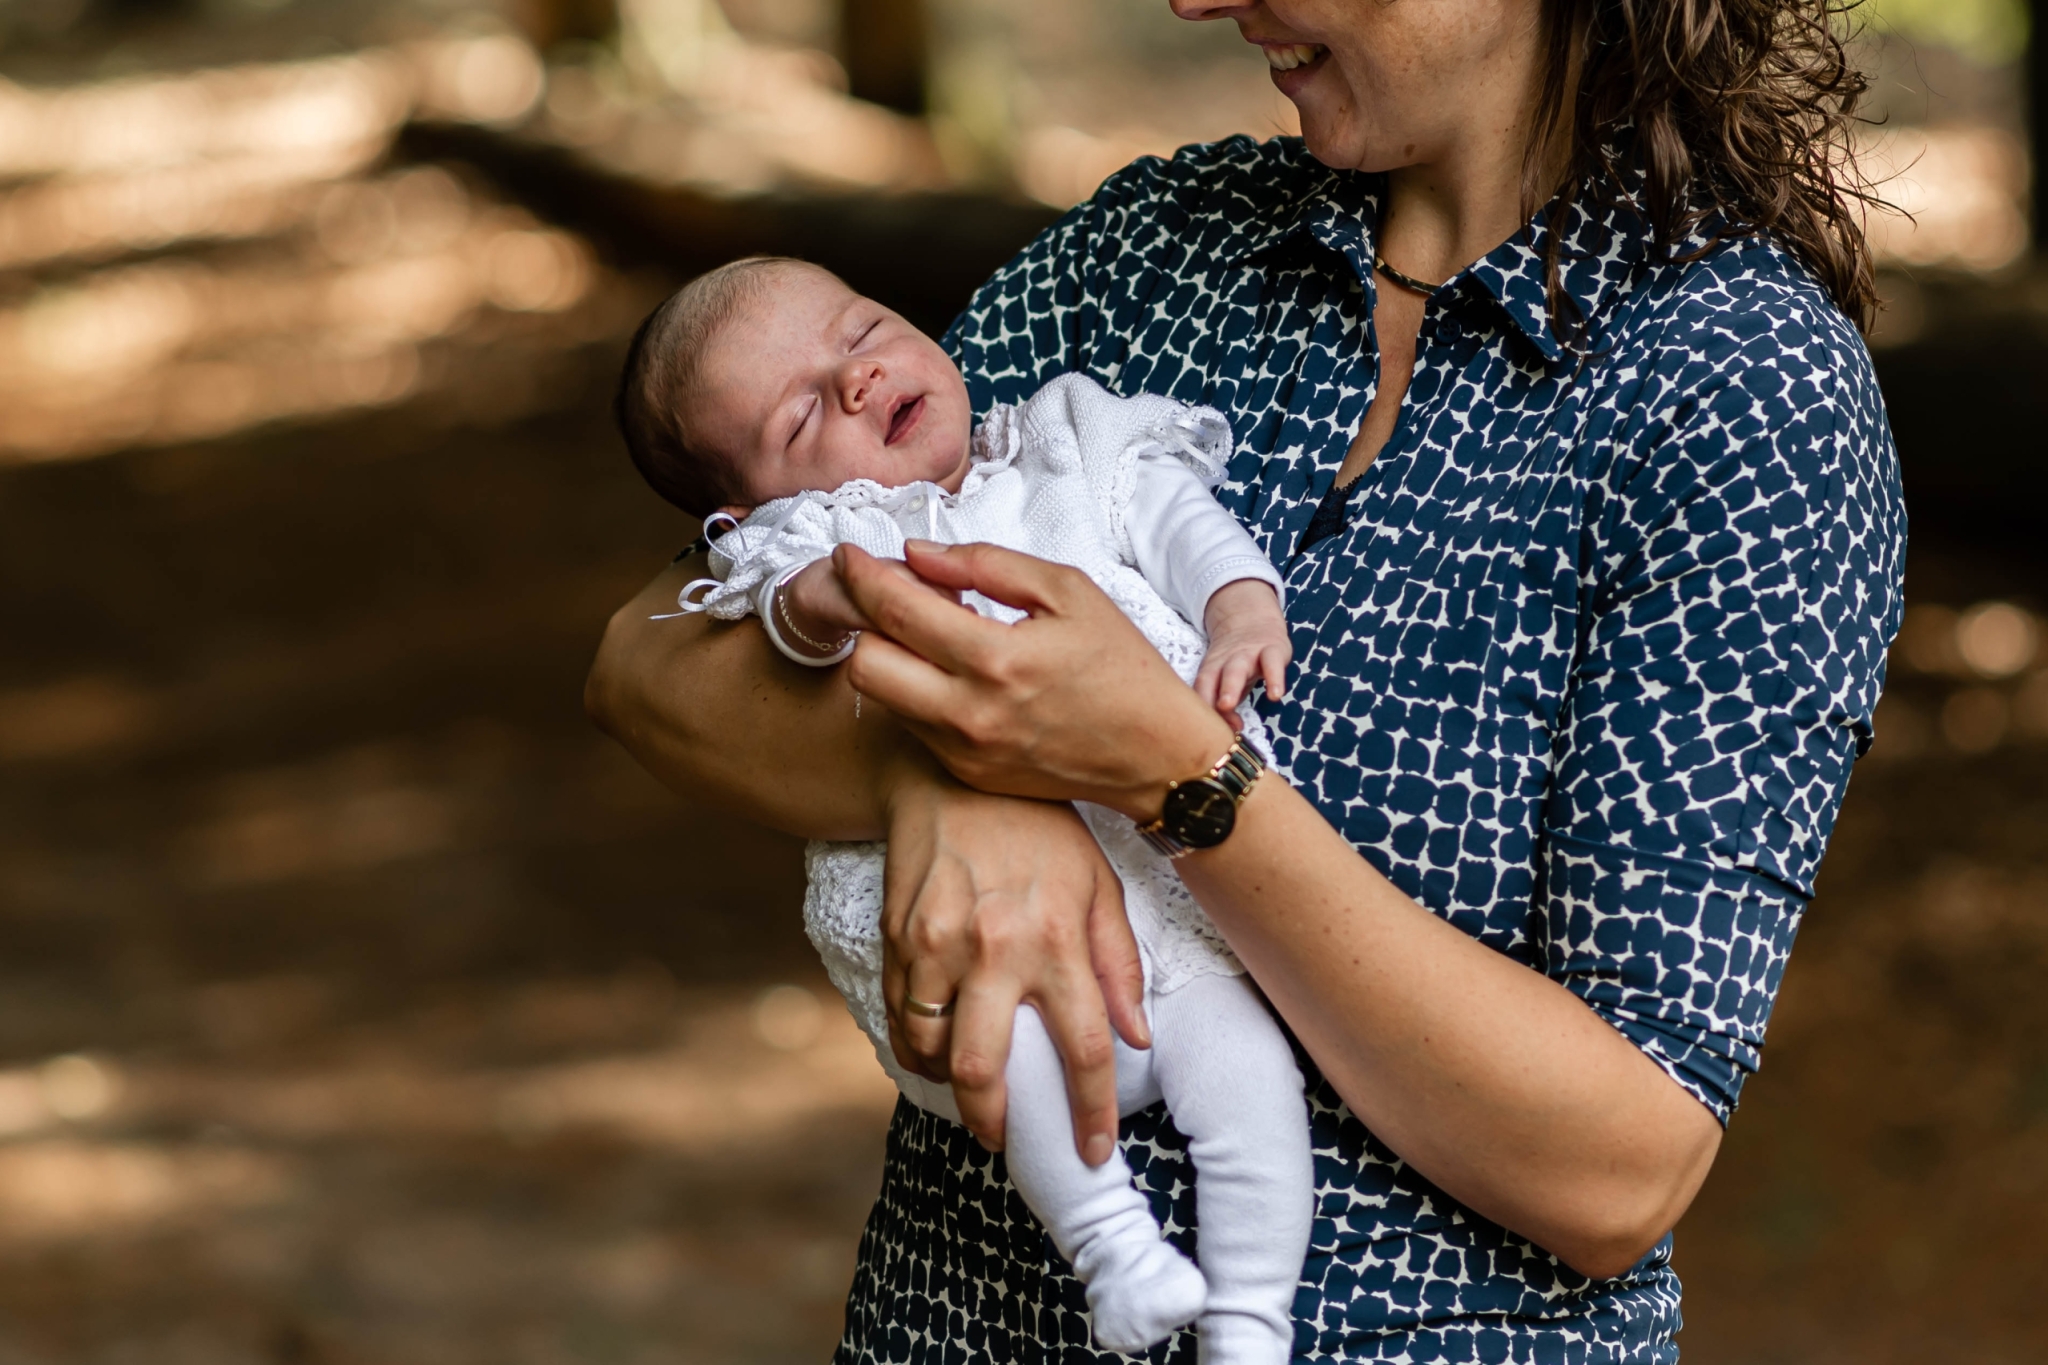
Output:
[881,760,1150,1164]
[841,540,1239,821]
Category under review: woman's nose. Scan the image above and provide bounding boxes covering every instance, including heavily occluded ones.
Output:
[1168,0,1255,20]
[838,360,883,411]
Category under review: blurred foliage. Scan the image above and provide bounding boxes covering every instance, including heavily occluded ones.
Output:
[1864,0,2029,66]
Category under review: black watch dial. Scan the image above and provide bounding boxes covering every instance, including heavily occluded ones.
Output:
[1162,778,1238,849]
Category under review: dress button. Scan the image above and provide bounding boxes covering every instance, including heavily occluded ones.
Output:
[907,494,926,512]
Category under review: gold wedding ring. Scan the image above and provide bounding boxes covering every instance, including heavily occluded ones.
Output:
[903,994,955,1020]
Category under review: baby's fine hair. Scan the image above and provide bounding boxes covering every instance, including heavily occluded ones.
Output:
[614,255,836,518]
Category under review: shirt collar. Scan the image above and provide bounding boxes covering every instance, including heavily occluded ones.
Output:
[1462,187,1654,361]
[1230,150,1654,362]
[1223,159,1376,268]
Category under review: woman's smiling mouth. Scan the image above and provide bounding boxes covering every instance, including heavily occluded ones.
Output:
[1263,43,1325,72]
[884,393,925,446]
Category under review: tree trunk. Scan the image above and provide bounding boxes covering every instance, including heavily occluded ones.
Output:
[840,0,928,116]
[513,0,620,53]
[2033,0,2047,249]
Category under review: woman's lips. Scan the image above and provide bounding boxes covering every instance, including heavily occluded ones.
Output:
[1261,42,1328,93]
[884,393,925,446]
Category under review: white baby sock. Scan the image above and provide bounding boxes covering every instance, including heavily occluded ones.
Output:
[1151,974,1313,1365]
[1078,1226,1210,1354]
[1000,1004,1207,1352]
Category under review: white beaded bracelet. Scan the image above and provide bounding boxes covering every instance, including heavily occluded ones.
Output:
[755,560,858,667]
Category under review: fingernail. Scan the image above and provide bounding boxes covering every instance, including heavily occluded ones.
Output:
[1084,1133,1114,1167]
[904,539,946,553]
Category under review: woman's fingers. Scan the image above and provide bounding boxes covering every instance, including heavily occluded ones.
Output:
[900,539,1073,617]
[946,975,1022,1149]
[851,538,1232,819]
[836,544,1004,676]
[897,956,962,1080]
[848,631,973,734]
[883,952,950,1083]
[1037,965,1124,1167]
[881,803,971,1081]
[876,779,1137,1165]
[1087,870,1150,1051]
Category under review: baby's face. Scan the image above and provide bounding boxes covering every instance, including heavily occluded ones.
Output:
[694,267,974,513]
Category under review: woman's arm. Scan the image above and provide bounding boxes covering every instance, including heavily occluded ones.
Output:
[585,553,1150,1157]
[843,539,1723,1279]
[584,556,902,840]
[1180,780,1721,1279]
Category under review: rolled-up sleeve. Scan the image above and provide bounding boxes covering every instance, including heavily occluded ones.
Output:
[1541,833,1805,1121]
[1538,283,1905,1121]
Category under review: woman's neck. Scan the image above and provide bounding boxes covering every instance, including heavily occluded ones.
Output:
[1373,38,1570,288]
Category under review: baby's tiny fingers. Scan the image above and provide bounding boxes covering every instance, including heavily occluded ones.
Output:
[1217,656,1253,713]
[1261,645,1289,700]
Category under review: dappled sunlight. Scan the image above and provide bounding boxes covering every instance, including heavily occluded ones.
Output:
[106,981,892,1151]
[0,28,626,467]
[0,676,157,762]
[0,36,540,268]
[0,973,887,1359]
[0,1139,295,1243]
[1861,126,2031,273]
[1874,601,2048,760]
[0,163,605,463]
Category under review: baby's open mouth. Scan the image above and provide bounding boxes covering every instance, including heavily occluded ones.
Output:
[1263,43,1326,73]
[884,393,925,446]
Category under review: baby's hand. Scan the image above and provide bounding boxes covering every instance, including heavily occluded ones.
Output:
[1195,579,1291,722]
[778,556,872,655]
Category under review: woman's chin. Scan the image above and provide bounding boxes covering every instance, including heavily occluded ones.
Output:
[1296,115,1406,176]
[1299,125,1371,173]
[1280,87,1366,170]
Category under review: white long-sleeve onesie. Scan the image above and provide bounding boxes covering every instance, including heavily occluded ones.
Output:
[683,373,1311,1364]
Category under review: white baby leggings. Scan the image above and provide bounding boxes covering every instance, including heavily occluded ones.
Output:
[1002,971,1313,1365]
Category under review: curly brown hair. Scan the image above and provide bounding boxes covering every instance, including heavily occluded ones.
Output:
[1529,0,1883,334]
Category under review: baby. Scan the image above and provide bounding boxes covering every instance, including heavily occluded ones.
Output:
[616,257,1311,1365]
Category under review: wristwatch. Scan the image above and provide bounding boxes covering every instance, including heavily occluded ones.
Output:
[1134,736,1266,859]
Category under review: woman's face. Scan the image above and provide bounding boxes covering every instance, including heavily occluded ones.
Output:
[1168,0,1548,174]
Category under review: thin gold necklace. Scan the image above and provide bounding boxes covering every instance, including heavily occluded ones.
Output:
[1374,253,1441,297]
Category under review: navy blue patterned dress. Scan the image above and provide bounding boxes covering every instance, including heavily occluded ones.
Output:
[834,137,1904,1364]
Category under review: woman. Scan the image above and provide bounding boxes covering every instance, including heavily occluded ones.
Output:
[587,0,1904,1358]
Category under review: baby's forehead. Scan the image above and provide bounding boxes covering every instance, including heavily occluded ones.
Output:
[749,261,860,317]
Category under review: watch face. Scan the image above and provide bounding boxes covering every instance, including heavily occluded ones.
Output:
[1163,778,1237,849]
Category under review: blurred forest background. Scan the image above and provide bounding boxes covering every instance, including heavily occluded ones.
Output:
[0,0,2042,1362]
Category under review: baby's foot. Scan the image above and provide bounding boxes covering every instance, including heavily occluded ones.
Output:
[1195,1310,1294,1365]
[1084,1238,1208,1353]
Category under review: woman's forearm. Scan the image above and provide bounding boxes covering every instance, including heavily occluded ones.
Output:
[584,559,904,841]
[1178,778,1723,1280]
[832,540,1722,1272]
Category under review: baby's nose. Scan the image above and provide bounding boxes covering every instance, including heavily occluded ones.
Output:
[839,360,883,409]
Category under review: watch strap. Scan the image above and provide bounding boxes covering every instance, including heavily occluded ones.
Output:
[1135,735,1266,859]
